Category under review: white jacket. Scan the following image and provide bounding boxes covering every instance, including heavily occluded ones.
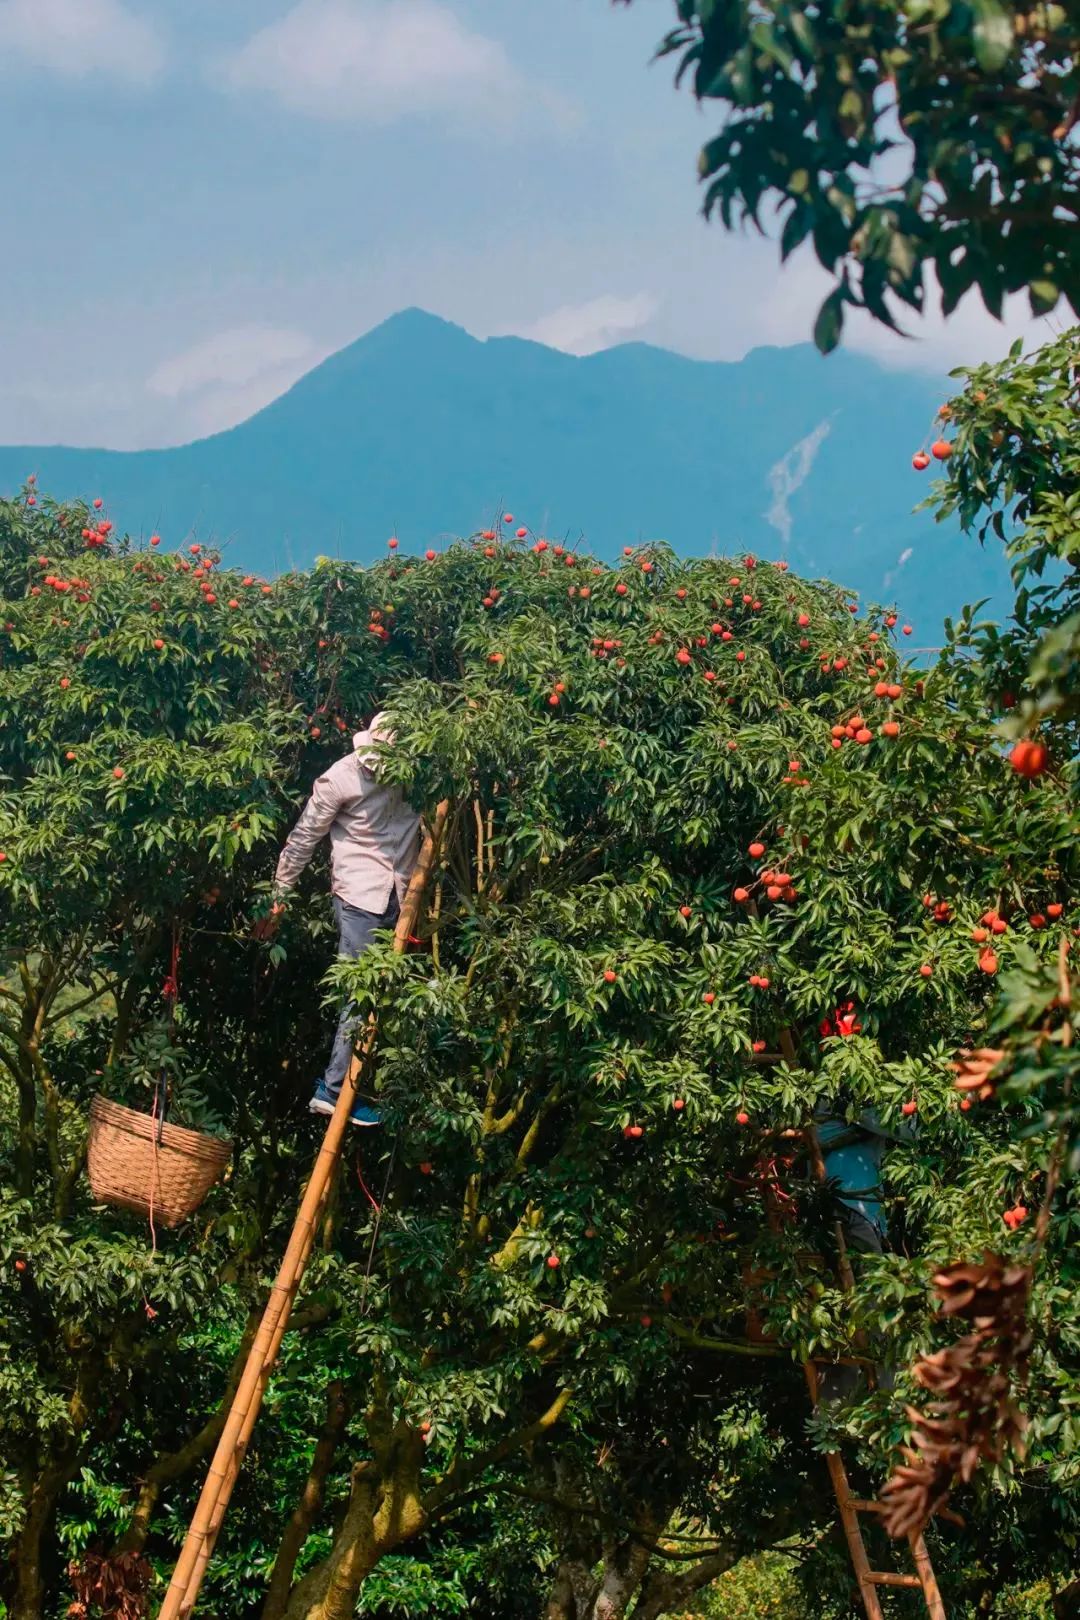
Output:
[274,714,421,913]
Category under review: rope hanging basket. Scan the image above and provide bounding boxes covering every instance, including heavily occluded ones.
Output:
[87,1095,232,1228]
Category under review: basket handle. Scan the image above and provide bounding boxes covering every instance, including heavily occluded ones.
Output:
[153,1068,169,1145]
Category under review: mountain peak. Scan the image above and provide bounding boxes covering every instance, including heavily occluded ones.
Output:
[0,311,1006,629]
[353,307,475,351]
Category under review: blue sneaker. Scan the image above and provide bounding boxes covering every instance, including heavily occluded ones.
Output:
[308,1086,381,1128]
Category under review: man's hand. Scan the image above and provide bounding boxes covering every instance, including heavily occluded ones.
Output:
[251,902,285,942]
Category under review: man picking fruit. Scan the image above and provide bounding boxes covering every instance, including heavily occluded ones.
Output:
[257,711,420,1127]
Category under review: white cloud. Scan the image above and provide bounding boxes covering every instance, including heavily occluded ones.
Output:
[0,0,164,82]
[765,419,831,546]
[147,326,320,399]
[146,326,328,441]
[753,251,1053,374]
[215,0,518,125]
[883,545,914,592]
[510,294,659,356]
[846,286,1054,375]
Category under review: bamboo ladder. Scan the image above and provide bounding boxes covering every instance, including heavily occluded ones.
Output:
[773,1027,947,1620]
[158,804,449,1620]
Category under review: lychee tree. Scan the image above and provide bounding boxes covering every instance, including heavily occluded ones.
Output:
[523,1373,839,1619]
[617,0,1080,348]
[0,491,340,1619]
[917,327,1080,1173]
[239,533,1077,1615]
[930,328,1080,737]
[1,491,1077,1620]
[864,330,1080,1564]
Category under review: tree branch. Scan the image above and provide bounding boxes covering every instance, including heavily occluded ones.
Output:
[111,1307,264,1556]
[261,1381,350,1620]
[424,1385,573,1514]
[662,1318,783,1359]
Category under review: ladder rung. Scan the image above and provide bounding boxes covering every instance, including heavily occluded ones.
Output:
[866,1572,921,1589]
[808,1354,873,1370]
[853,1494,964,1530]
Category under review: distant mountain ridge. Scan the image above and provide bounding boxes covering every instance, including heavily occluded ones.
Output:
[0,308,1009,630]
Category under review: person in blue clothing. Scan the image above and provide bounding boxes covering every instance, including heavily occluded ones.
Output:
[812,1000,913,1403]
[814,1002,904,1251]
[812,1102,916,1408]
[815,1110,896,1252]
[258,712,421,1128]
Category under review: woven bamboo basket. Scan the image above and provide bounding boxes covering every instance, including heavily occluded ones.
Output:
[87,1095,231,1228]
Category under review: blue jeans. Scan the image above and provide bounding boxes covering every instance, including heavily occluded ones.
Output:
[320,893,400,1101]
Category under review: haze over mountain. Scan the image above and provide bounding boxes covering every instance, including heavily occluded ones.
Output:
[0,309,1008,631]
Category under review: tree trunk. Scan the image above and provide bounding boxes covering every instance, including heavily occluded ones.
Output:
[544,1557,600,1620]
[13,1064,37,1199]
[54,1132,89,1221]
[545,1562,577,1620]
[280,1466,381,1620]
[10,1464,72,1620]
[633,1549,739,1620]
[5,1304,143,1620]
[280,1376,569,1620]
[1054,1579,1080,1619]
[261,1383,349,1620]
[111,1310,262,1557]
[9,1344,112,1620]
[280,1451,426,1620]
[587,1537,654,1620]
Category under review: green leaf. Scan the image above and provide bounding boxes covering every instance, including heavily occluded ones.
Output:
[749,20,794,74]
[971,0,1015,72]
[813,286,846,354]
[1029,279,1060,316]
[780,205,812,261]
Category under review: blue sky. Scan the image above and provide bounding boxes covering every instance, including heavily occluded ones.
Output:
[2,0,1048,449]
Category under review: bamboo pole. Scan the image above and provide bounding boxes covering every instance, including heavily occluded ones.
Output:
[803,1364,885,1620]
[158,805,448,1620]
[822,1503,946,1611]
[908,1533,947,1620]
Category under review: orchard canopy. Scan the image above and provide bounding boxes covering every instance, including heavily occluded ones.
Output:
[0,485,1077,1620]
